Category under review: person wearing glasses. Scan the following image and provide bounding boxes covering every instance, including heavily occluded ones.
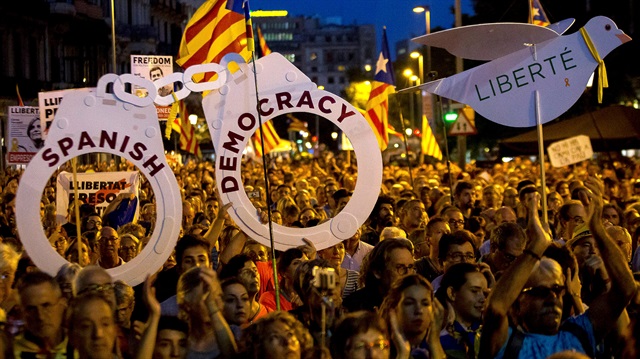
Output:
[331,311,394,359]
[480,181,636,359]
[97,226,125,269]
[441,206,466,232]
[379,274,445,359]
[481,222,526,280]
[556,200,587,245]
[343,238,415,313]
[431,230,479,291]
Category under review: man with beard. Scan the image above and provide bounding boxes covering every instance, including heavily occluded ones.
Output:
[97,226,125,269]
[398,199,427,236]
[454,181,475,218]
[361,196,396,246]
[481,181,636,359]
[416,217,451,281]
[14,272,69,358]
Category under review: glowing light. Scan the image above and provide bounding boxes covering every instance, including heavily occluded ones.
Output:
[250,10,288,17]
[410,51,421,59]
[189,114,198,125]
[318,85,325,90]
[403,69,413,78]
[405,128,412,136]
[305,142,312,149]
[331,132,338,140]
[364,64,372,71]
[413,6,428,13]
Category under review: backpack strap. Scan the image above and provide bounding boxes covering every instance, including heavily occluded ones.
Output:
[560,321,594,358]
[503,327,525,359]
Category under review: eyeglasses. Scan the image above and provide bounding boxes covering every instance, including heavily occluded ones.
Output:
[394,264,416,275]
[521,284,565,299]
[448,219,465,227]
[447,252,476,262]
[88,219,102,226]
[350,339,390,355]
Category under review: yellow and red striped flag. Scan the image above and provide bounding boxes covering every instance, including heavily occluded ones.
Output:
[166,101,202,158]
[420,115,442,160]
[257,27,271,56]
[365,28,395,151]
[176,0,251,82]
[252,121,281,156]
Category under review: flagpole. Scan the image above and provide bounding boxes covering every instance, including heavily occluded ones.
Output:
[244,2,280,311]
[436,94,454,203]
[397,112,415,189]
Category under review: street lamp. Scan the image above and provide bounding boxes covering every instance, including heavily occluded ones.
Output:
[410,51,423,84]
[402,69,413,78]
[412,5,431,73]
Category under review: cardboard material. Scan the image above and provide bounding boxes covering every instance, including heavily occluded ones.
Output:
[547,135,593,167]
[16,75,181,286]
[203,53,383,250]
[404,17,631,128]
[6,106,42,164]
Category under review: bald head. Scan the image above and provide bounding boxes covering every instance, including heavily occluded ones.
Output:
[606,225,632,262]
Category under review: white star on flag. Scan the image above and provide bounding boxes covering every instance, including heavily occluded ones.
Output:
[375,52,388,74]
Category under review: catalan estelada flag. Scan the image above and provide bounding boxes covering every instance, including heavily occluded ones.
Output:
[365,28,395,151]
[420,115,442,160]
[252,121,281,157]
[176,0,251,82]
[166,100,202,158]
[257,27,271,57]
[529,0,550,27]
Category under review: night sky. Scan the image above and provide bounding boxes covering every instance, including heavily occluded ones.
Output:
[250,0,476,57]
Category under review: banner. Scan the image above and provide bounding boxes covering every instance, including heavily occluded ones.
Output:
[7,106,42,164]
[38,88,94,139]
[131,55,173,119]
[56,171,140,223]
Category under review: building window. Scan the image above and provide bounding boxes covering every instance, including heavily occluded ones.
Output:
[328,77,335,84]
[283,54,295,63]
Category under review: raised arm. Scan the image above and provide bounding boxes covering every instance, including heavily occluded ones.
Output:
[135,274,161,359]
[200,268,238,356]
[583,177,636,341]
[203,203,232,249]
[479,192,550,358]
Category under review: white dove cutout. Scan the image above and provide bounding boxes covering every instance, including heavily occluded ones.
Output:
[402,16,631,127]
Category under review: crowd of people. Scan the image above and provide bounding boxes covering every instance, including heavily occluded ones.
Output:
[0,151,639,358]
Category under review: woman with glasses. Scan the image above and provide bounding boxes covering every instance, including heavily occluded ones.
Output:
[379,274,445,359]
[238,311,313,359]
[331,311,394,359]
[435,263,490,359]
[317,241,360,301]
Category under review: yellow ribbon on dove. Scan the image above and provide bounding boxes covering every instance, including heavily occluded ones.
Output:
[580,27,608,104]
[165,92,180,140]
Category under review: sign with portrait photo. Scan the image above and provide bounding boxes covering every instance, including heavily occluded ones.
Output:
[6,106,42,164]
[131,55,173,119]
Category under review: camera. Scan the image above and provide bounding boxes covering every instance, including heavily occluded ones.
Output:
[247,190,260,199]
[312,266,337,291]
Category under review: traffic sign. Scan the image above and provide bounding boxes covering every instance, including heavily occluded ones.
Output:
[448,107,477,136]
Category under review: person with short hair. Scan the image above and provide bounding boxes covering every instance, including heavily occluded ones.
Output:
[97,226,125,269]
[14,271,69,358]
[454,181,475,218]
[416,217,451,282]
[238,311,313,359]
[398,199,427,236]
[330,311,392,359]
[432,230,479,290]
[482,222,527,279]
[480,181,636,359]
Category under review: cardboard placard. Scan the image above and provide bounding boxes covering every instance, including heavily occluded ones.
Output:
[6,106,42,164]
[547,135,593,167]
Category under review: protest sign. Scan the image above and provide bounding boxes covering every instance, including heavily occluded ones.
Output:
[55,171,140,223]
[6,106,42,164]
[131,55,173,119]
[38,88,94,139]
[547,135,593,167]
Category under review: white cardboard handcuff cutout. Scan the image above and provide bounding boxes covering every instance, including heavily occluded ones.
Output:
[15,53,382,285]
